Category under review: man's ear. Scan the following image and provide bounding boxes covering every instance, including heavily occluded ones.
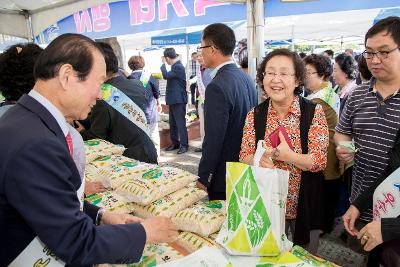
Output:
[58,64,74,90]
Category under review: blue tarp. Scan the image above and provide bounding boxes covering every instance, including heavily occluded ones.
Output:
[373,8,400,24]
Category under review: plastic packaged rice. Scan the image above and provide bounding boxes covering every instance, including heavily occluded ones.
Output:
[158,246,231,267]
[131,187,207,218]
[98,243,184,267]
[89,155,155,189]
[176,232,217,253]
[292,245,336,267]
[85,163,98,182]
[84,139,125,164]
[224,250,314,267]
[85,191,134,214]
[116,167,199,205]
[172,200,226,237]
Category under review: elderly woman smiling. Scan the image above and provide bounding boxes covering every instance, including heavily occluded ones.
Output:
[239,49,329,253]
[304,54,341,236]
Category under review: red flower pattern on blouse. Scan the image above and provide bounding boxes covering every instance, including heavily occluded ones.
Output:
[239,96,328,219]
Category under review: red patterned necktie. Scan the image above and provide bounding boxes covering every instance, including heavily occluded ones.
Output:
[65,132,73,156]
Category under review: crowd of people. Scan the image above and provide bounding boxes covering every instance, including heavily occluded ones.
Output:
[0,15,399,267]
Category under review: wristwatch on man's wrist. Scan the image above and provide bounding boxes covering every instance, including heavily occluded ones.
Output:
[95,208,106,225]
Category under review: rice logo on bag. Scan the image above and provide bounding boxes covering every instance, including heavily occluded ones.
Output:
[142,168,163,180]
[217,162,291,256]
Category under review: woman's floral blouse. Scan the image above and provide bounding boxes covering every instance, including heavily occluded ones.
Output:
[240,96,329,219]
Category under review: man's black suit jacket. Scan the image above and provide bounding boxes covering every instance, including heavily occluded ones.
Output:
[0,95,146,266]
[198,63,257,196]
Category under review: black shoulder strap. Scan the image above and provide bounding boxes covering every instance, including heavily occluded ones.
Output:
[254,100,269,145]
[254,97,316,153]
[299,97,317,154]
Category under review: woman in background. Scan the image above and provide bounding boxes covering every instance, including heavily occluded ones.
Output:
[128,55,162,156]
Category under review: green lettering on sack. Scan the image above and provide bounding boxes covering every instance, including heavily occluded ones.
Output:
[84,140,100,146]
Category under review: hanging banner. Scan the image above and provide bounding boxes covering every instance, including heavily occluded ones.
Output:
[151,31,202,46]
[36,0,400,44]
[37,0,245,44]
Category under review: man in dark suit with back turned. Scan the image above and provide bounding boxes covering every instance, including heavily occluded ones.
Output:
[160,48,189,154]
[0,33,177,267]
[196,23,257,200]
[77,42,157,164]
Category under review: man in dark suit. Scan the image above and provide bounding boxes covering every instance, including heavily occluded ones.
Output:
[160,48,188,154]
[196,23,257,200]
[0,33,177,267]
[77,42,157,164]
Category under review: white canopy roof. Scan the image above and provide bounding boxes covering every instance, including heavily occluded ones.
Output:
[0,0,117,39]
[231,8,382,46]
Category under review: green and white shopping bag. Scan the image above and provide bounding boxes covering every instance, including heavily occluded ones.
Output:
[217,162,292,256]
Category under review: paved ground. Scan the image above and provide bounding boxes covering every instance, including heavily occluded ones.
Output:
[159,138,368,267]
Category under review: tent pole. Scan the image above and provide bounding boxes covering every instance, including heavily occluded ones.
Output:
[291,25,295,51]
[22,10,34,42]
[341,36,344,52]
[247,0,255,81]
[185,33,190,106]
[247,0,265,103]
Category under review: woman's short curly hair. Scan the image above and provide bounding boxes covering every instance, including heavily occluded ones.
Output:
[357,55,372,81]
[335,53,357,80]
[256,48,305,95]
[128,55,145,71]
[303,54,333,81]
[0,43,43,101]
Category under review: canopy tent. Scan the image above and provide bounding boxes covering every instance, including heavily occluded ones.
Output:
[1,0,399,41]
[1,0,399,75]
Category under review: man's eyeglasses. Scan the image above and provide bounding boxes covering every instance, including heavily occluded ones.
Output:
[197,45,212,52]
[362,47,399,60]
[263,71,295,80]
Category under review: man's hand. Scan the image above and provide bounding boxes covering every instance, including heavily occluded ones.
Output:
[357,220,383,251]
[141,217,179,243]
[342,205,360,236]
[161,56,166,64]
[157,102,162,113]
[336,145,354,164]
[102,212,144,225]
[196,180,207,191]
[85,181,107,196]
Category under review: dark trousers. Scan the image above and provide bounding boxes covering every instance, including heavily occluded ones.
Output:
[190,83,198,110]
[367,240,400,267]
[168,103,188,148]
[322,178,341,233]
[207,187,226,201]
